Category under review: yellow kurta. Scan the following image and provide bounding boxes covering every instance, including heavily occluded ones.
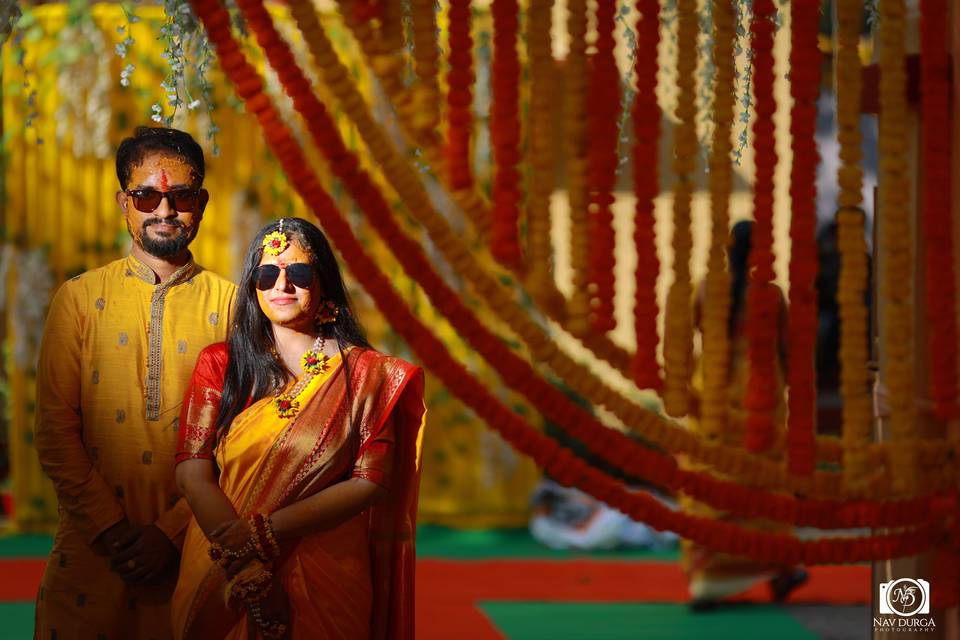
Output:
[34,254,236,640]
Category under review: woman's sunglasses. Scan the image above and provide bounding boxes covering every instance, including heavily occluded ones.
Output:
[253,263,316,290]
[125,188,203,214]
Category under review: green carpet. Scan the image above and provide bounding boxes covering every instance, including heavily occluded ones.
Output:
[478,603,819,640]
[0,527,680,561]
[0,602,34,638]
[416,525,678,560]
[0,534,52,559]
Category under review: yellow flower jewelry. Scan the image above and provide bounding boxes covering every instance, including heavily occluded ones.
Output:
[263,218,289,256]
[273,335,328,418]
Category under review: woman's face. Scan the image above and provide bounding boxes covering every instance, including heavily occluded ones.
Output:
[255,239,323,332]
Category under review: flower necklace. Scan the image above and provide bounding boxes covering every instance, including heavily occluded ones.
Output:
[272,335,330,418]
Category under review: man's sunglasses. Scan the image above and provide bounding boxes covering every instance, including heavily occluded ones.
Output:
[125,188,203,214]
[253,263,316,290]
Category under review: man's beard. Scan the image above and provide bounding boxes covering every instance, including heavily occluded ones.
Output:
[136,218,194,258]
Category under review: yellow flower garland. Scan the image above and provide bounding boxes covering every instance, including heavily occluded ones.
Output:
[326,0,951,500]
[523,0,565,317]
[698,0,736,440]
[409,0,442,135]
[878,0,917,493]
[563,0,591,335]
[835,0,873,490]
[663,0,699,417]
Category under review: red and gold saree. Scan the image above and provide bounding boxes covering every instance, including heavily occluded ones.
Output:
[171,343,425,639]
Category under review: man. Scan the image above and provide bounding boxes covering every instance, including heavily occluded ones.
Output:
[34,127,236,639]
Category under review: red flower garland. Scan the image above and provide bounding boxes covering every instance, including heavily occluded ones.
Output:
[743,0,780,453]
[631,0,663,390]
[490,0,524,270]
[191,0,956,555]
[920,0,959,420]
[207,0,954,528]
[444,0,474,190]
[586,0,619,333]
[785,0,821,474]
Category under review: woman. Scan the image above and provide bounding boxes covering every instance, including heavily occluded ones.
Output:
[170,218,425,639]
[683,220,805,609]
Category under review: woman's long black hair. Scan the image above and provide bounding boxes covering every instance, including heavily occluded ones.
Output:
[727,219,753,336]
[217,217,371,429]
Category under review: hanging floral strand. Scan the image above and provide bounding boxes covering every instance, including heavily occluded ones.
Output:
[698,0,736,439]
[408,0,441,135]
[585,0,619,333]
[919,0,958,423]
[630,0,663,391]
[878,0,918,493]
[565,0,591,335]
[835,0,872,488]
[524,0,565,317]
[785,0,822,474]
[190,0,955,558]
[444,0,474,190]
[662,0,699,417]
[742,0,779,453]
[490,0,524,271]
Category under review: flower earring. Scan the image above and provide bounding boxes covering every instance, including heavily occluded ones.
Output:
[315,299,339,326]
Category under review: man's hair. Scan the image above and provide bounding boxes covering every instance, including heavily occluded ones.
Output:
[115,126,205,190]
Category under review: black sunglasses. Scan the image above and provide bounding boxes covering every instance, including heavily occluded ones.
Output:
[253,263,316,290]
[126,188,203,214]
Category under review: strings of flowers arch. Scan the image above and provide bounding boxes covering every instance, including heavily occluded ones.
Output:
[186,0,960,594]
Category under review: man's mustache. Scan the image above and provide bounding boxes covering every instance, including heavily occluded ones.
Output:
[143,218,186,229]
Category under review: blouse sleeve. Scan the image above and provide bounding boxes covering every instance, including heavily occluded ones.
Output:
[176,343,228,464]
[352,413,396,490]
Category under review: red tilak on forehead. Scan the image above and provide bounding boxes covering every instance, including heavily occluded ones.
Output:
[159,170,169,191]
[277,260,288,268]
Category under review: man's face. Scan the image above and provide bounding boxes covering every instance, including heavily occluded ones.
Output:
[116,153,208,258]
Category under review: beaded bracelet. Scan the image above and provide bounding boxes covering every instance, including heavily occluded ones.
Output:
[248,513,281,562]
[225,560,274,605]
[249,600,288,639]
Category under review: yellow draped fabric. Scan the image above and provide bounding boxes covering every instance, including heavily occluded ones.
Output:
[5,3,536,532]
[34,255,235,640]
[172,346,426,640]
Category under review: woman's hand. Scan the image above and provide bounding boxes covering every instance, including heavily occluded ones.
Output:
[210,519,257,576]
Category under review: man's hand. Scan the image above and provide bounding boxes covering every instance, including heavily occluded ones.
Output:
[109,524,179,586]
[94,519,135,556]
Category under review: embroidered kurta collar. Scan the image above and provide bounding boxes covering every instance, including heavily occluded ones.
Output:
[125,253,198,288]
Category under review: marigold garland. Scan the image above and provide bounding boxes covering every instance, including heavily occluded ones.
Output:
[698,0,735,439]
[662,0,698,417]
[564,0,591,335]
[338,0,632,373]
[742,0,779,453]
[630,0,663,391]
[585,0,619,333]
[919,0,959,422]
[208,1,952,563]
[444,0,475,190]
[523,0,565,317]
[879,0,918,494]
[379,0,404,54]
[785,0,821,474]
[323,0,948,503]
[197,0,958,538]
[490,0,524,271]
[835,0,873,489]
[339,0,492,235]
[408,0,441,136]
